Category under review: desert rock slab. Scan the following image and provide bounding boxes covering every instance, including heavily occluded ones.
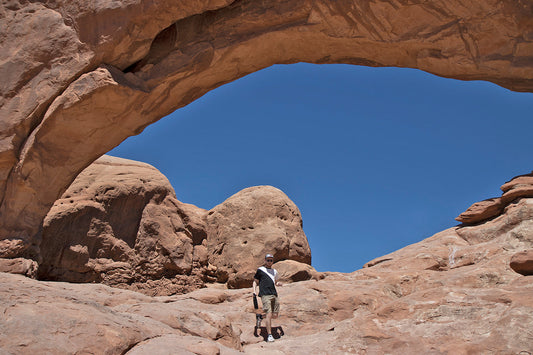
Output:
[0,273,173,355]
[2,172,533,353]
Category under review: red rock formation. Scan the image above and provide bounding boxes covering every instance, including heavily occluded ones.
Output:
[1,181,533,353]
[453,198,504,225]
[36,155,313,294]
[501,172,533,204]
[274,259,323,283]
[1,0,532,261]
[38,155,209,295]
[206,185,312,288]
[457,171,533,225]
[1,2,532,349]
[0,257,37,278]
[510,250,533,276]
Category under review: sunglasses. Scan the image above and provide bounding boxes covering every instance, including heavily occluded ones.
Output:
[266,259,273,262]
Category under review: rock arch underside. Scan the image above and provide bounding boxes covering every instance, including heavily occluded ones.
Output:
[2,1,533,353]
[1,0,533,261]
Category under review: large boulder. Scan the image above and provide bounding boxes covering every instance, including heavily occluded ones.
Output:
[39,155,209,296]
[274,259,322,283]
[206,186,311,288]
[38,156,313,294]
[510,250,533,276]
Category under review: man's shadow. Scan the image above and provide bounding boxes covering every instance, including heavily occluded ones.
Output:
[254,325,285,341]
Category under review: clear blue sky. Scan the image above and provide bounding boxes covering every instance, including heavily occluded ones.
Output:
[110,63,533,273]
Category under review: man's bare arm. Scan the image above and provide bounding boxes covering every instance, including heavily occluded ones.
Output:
[253,279,259,294]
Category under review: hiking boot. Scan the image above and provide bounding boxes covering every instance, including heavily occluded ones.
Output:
[255,314,262,328]
[267,334,275,342]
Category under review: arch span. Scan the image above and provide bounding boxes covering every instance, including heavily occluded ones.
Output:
[0,0,532,259]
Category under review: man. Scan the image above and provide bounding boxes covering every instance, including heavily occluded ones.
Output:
[253,253,282,342]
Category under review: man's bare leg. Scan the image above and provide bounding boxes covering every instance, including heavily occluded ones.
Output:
[267,313,279,338]
[265,312,272,336]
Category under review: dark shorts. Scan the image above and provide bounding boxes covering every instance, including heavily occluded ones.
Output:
[261,294,280,314]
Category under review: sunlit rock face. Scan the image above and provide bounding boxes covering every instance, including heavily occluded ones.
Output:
[2,173,533,354]
[36,155,313,295]
[206,185,312,288]
[38,155,209,295]
[1,0,532,261]
[456,171,533,225]
[2,2,532,352]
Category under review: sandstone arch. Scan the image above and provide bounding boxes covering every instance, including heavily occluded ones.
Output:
[1,0,532,260]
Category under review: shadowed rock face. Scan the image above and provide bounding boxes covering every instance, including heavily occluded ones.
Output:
[1,0,533,259]
[511,250,533,275]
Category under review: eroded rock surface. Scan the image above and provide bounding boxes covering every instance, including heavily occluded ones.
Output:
[2,0,532,259]
[510,250,533,276]
[38,155,208,295]
[2,185,533,353]
[36,155,313,295]
[206,186,311,288]
[457,171,533,225]
[1,2,533,350]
